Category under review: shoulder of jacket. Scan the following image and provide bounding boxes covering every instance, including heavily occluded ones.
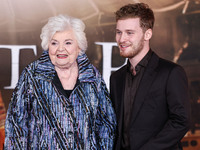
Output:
[111,65,127,77]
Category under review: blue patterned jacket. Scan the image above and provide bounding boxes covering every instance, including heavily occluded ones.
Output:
[4,51,116,150]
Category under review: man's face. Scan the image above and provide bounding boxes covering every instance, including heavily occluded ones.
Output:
[115,18,145,59]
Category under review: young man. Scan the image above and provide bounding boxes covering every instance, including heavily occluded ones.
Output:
[110,3,190,150]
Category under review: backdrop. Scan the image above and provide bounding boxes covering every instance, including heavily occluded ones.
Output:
[0,0,200,149]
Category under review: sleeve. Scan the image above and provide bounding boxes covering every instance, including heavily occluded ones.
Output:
[95,78,117,150]
[4,69,32,150]
[140,65,190,150]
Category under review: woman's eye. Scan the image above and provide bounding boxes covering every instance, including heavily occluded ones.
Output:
[66,42,71,45]
[51,42,57,45]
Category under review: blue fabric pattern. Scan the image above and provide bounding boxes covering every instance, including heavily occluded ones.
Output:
[4,51,116,150]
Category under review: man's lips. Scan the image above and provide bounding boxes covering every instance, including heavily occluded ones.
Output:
[120,45,128,48]
[119,44,129,50]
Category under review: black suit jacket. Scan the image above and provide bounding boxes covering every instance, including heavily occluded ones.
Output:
[110,52,190,150]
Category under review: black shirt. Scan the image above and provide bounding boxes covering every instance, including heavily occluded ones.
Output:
[122,50,152,150]
[52,73,79,98]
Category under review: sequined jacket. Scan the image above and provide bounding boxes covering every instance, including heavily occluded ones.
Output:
[4,51,116,150]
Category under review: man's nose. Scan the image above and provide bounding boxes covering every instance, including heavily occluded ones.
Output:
[119,33,127,42]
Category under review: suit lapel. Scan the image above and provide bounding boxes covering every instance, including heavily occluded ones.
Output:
[131,53,160,123]
[118,67,126,140]
[112,66,126,147]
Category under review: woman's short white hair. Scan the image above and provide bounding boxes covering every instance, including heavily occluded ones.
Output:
[40,14,87,55]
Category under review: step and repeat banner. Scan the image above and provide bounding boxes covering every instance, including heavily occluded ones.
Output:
[0,0,200,149]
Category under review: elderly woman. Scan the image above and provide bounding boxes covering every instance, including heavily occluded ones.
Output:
[4,14,116,149]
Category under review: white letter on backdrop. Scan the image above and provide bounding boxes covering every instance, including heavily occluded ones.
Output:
[0,45,37,89]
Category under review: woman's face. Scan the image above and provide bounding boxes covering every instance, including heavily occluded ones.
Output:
[48,29,80,70]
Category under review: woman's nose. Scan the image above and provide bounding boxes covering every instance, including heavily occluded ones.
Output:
[58,44,65,51]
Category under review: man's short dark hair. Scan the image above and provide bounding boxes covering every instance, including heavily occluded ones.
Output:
[115,3,155,32]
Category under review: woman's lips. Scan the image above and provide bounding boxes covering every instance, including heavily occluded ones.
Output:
[57,54,68,58]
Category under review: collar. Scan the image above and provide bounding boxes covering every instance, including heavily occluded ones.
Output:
[34,51,97,83]
[137,49,152,68]
[127,49,152,75]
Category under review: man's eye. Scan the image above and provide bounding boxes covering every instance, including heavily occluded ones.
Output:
[116,31,121,34]
[127,32,133,35]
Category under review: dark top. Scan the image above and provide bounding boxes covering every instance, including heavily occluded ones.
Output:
[122,50,152,150]
[52,72,79,98]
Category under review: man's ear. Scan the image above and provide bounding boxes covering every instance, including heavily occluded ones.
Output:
[144,29,152,40]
